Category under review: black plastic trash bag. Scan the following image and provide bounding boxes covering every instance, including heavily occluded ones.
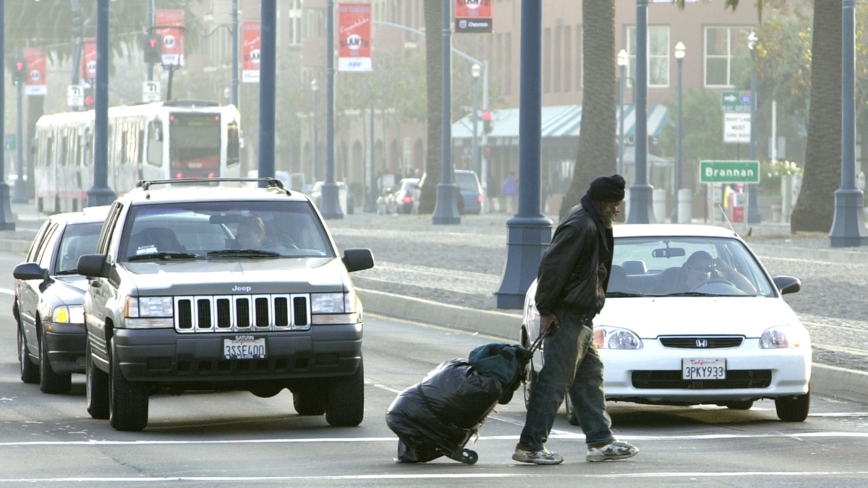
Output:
[385,343,537,464]
[385,358,502,464]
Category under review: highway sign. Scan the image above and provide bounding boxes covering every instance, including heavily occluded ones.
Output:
[700,160,760,184]
[67,85,83,107]
[724,113,751,143]
[721,91,751,113]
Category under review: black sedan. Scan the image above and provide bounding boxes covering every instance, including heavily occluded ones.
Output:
[13,206,108,393]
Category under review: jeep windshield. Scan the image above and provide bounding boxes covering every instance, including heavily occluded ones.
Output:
[119,201,335,262]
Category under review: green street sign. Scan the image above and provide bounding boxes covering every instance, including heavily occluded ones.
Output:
[700,160,760,184]
[721,91,751,113]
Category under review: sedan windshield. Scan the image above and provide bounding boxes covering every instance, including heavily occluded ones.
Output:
[610,236,775,297]
[119,201,335,262]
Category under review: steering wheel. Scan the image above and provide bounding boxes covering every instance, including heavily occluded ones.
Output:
[690,277,734,292]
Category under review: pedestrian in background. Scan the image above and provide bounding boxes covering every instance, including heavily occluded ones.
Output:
[502,172,517,213]
[513,174,639,465]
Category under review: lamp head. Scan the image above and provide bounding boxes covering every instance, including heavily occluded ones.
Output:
[471,63,481,78]
[674,41,685,60]
[311,79,318,91]
[617,49,628,67]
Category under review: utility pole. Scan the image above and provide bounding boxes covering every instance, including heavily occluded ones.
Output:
[86,0,116,207]
[0,3,16,229]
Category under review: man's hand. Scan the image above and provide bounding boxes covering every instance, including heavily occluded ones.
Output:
[540,314,560,336]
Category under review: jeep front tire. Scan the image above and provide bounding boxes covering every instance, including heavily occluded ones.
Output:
[325,360,364,427]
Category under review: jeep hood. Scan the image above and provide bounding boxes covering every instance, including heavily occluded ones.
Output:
[119,257,350,295]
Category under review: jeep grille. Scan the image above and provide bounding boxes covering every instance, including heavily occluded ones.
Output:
[174,295,311,333]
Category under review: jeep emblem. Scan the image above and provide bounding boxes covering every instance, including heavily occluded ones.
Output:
[232,286,253,293]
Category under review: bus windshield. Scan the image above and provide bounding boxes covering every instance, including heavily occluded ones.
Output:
[169,113,221,178]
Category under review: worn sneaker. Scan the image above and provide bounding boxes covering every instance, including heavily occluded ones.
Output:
[512,445,564,465]
[586,441,639,462]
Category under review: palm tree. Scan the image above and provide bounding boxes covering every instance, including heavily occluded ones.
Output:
[418,0,443,214]
[558,1,617,220]
[788,0,841,232]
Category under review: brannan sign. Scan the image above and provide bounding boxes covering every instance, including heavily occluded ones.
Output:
[699,160,760,184]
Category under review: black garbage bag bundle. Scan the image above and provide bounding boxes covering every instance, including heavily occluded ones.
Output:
[385,343,534,464]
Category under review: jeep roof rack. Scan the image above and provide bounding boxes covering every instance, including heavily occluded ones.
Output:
[135,178,285,191]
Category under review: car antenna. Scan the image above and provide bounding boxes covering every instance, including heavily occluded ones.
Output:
[716,203,735,232]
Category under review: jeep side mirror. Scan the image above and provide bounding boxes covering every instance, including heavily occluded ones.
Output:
[77,254,109,278]
[342,248,374,273]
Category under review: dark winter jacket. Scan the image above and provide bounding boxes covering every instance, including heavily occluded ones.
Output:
[534,194,614,317]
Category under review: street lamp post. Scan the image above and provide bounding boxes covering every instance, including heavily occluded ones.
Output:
[471,63,481,177]
[320,0,342,219]
[671,41,685,224]
[627,0,655,224]
[746,31,762,224]
[830,0,868,246]
[311,79,318,183]
[86,0,116,207]
[617,49,627,178]
[12,60,27,203]
[432,0,460,225]
[0,3,15,229]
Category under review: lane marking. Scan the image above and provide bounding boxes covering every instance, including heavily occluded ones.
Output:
[1,471,867,483]
[0,288,14,296]
[3,431,868,448]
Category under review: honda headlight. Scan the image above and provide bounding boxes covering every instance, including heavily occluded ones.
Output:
[760,325,810,349]
[52,306,84,325]
[594,327,643,350]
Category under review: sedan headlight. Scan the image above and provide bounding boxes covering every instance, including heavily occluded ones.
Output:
[52,306,84,325]
[125,297,173,318]
[760,325,810,349]
[594,327,643,350]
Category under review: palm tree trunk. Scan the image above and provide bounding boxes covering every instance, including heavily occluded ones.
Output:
[790,0,841,232]
[559,0,617,221]
[419,0,443,214]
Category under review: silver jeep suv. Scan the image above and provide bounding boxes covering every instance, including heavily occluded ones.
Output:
[77,178,374,431]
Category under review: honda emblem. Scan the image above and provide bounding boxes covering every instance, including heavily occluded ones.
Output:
[696,339,708,348]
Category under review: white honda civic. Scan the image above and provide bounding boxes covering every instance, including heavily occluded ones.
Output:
[520,224,811,422]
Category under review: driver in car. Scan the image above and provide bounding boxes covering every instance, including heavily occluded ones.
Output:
[235,216,291,254]
[675,250,756,294]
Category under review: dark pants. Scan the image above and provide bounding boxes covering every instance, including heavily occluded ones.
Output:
[519,307,614,451]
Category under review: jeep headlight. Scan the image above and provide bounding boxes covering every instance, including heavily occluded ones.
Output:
[124,297,174,329]
[760,325,810,349]
[310,291,359,325]
[594,327,643,350]
[52,306,84,325]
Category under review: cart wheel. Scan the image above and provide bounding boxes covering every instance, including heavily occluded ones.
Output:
[449,448,478,465]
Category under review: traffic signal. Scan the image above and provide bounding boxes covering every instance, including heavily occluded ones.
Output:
[482,110,493,135]
[13,58,27,85]
[144,34,162,64]
[85,96,94,107]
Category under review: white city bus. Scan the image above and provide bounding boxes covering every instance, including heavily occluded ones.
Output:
[33,100,241,213]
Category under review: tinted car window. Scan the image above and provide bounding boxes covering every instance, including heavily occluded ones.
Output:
[455,172,480,191]
[55,222,104,274]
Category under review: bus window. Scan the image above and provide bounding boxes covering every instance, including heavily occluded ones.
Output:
[169,113,221,178]
[227,122,240,167]
[147,121,163,167]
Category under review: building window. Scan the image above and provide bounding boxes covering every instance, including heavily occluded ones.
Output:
[705,26,750,87]
[626,25,670,87]
[543,27,551,94]
[505,32,513,96]
[289,0,302,46]
[564,25,572,92]
[554,24,562,93]
[576,25,583,89]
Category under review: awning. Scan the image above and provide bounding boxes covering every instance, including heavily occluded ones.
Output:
[452,104,670,141]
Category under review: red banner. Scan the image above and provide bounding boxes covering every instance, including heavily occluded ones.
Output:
[338,3,372,72]
[455,0,492,33]
[156,9,185,66]
[242,20,261,83]
[24,47,47,96]
[80,38,97,81]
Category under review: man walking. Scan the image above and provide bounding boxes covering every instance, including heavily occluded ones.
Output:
[513,174,639,465]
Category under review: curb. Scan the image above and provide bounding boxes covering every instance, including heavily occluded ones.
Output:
[749,243,868,264]
[358,288,868,405]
